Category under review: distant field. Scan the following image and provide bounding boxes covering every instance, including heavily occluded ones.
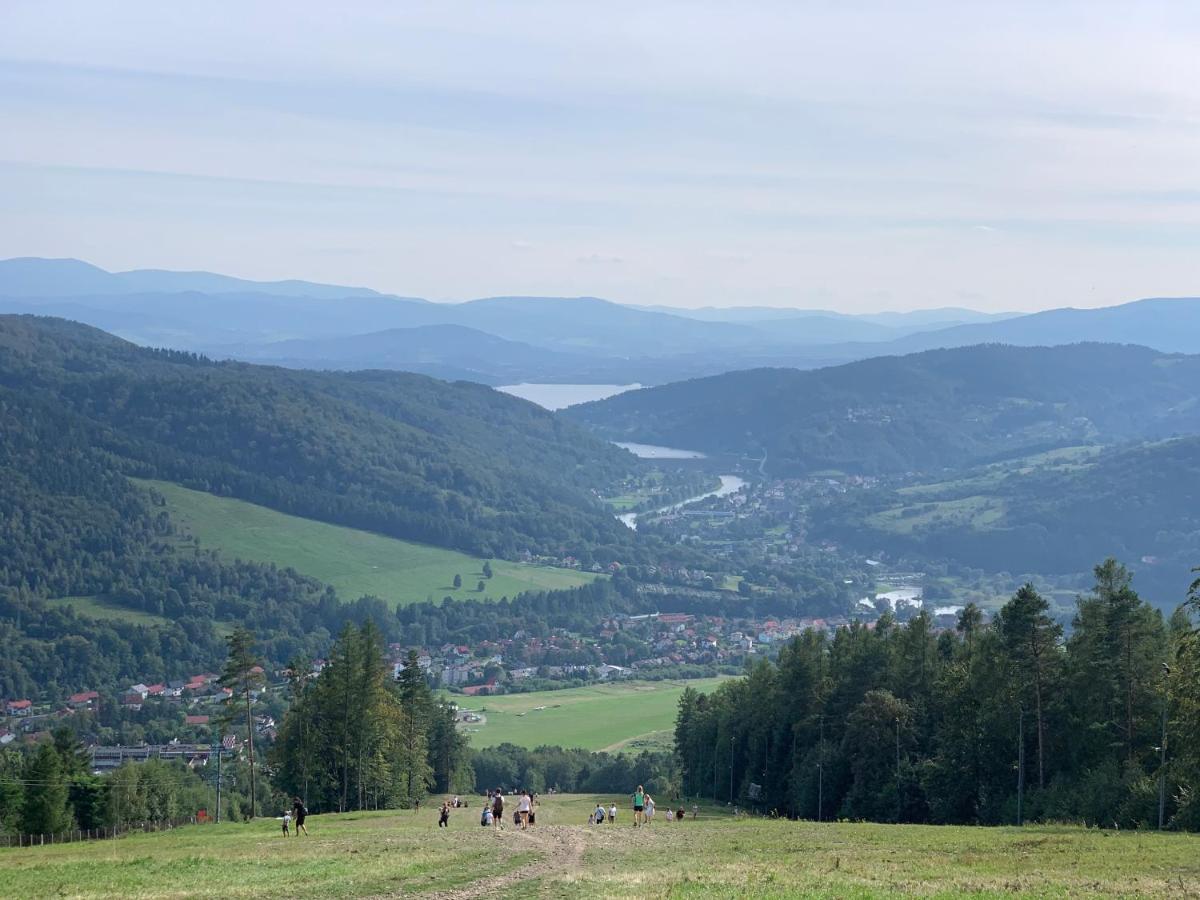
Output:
[139,480,601,607]
[42,596,172,627]
[2,795,1197,898]
[454,677,728,752]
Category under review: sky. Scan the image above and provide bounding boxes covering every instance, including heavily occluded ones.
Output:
[2,2,1200,312]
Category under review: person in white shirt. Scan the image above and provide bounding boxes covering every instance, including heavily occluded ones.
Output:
[517,791,532,829]
[645,795,655,823]
[609,803,617,824]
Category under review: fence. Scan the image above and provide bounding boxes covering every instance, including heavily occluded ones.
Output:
[0,816,202,849]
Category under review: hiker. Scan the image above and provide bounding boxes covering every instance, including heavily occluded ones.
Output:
[692,804,699,820]
[645,794,655,823]
[633,785,645,827]
[665,808,674,822]
[517,790,532,829]
[594,803,605,824]
[588,811,596,825]
[609,803,617,825]
[292,797,309,836]
[438,801,450,828]
[678,807,686,821]
[280,809,292,836]
[492,789,505,830]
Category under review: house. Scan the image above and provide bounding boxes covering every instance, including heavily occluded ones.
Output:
[68,691,99,708]
[146,684,166,698]
[595,664,629,680]
[121,693,145,710]
[5,699,32,717]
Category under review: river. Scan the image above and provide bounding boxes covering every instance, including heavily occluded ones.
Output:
[618,474,747,530]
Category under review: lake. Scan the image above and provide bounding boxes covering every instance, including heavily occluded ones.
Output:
[497,383,641,410]
[615,442,706,460]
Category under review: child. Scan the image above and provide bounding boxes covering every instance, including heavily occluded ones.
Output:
[609,803,617,825]
[438,801,450,828]
[281,810,292,836]
[666,808,674,822]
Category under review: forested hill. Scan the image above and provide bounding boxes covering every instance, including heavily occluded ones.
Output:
[0,315,638,559]
[564,343,1200,476]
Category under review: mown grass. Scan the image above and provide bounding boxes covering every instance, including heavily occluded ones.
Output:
[4,797,1197,899]
[0,808,535,899]
[139,479,600,607]
[454,678,728,751]
[43,596,174,627]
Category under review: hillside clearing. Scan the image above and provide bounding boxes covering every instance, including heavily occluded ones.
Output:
[139,480,600,607]
[453,678,728,751]
[1,796,1197,898]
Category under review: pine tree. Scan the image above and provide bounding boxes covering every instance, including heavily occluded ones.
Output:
[996,584,1062,789]
[395,650,434,807]
[220,627,264,818]
[21,743,73,836]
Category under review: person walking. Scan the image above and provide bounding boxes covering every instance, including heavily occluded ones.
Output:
[438,801,450,828]
[645,794,655,824]
[492,789,505,830]
[609,803,617,825]
[517,790,532,829]
[632,785,645,827]
[292,797,309,836]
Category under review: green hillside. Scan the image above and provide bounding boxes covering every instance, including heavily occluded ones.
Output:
[1,797,1196,898]
[566,343,1200,476]
[144,479,600,606]
[456,678,728,752]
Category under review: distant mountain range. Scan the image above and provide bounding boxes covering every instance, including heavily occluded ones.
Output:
[563,343,1200,476]
[2,257,1198,386]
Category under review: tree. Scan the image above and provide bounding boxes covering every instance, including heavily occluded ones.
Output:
[482,561,493,579]
[21,743,73,835]
[996,584,1061,789]
[477,580,486,593]
[453,574,462,589]
[220,627,264,819]
[395,650,434,807]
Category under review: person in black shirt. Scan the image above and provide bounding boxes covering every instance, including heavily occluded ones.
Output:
[292,797,309,836]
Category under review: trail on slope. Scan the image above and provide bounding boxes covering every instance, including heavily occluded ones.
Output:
[427,824,586,900]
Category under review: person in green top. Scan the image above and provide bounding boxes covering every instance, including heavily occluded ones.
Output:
[632,785,646,827]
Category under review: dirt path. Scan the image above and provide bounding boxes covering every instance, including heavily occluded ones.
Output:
[426,825,586,900]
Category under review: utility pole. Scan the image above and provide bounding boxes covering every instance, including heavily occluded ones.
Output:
[1017,706,1025,827]
[895,717,901,823]
[1159,663,1170,830]
[215,737,223,825]
[729,734,735,804]
[817,714,824,823]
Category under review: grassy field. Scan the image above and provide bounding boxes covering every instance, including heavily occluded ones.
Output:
[43,596,173,627]
[140,480,600,607]
[454,678,728,752]
[3,795,1198,898]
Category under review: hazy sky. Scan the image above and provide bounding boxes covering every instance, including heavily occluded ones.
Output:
[3,2,1200,311]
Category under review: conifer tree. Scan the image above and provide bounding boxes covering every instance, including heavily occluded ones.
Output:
[220,627,264,818]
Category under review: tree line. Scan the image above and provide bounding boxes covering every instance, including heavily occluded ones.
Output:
[675,559,1200,829]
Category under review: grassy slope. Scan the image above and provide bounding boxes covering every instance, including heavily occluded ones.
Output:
[141,480,600,607]
[455,678,728,752]
[3,796,1198,899]
[43,596,173,627]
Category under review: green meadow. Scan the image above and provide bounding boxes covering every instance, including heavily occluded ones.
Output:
[139,480,600,607]
[2,795,1197,899]
[454,678,728,752]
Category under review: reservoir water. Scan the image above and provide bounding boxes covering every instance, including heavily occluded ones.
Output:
[497,383,641,410]
[614,442,706,460]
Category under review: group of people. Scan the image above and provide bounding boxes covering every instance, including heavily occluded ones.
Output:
[279,797,309,836]
[468,788,537,830]
[587,786,694,826]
